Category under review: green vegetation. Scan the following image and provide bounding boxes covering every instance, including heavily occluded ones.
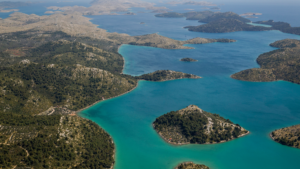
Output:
[0,30,136,168]
[136,70,201,81]
[175,162,209,169]
[0,31,122,73]
[0,63,137,114]
[271,125,300,149]
[180,58,198,62]
[153,105,248,145]
[232,39,300,84]
[254,20,300,35]
[0,29,209,168]
[186,18,272,33]
[197,12,250,23]
[0,114,114,168]
[156,11,274,33]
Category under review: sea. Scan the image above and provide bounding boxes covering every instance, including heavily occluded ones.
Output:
[2,1,300,169]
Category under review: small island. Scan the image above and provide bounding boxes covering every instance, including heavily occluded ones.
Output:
[232,39,300,84]
[153,105,249,145]
[271,125,300,149]
[137,70,201,81]
[175,162,209,169]
[180,58,198,62]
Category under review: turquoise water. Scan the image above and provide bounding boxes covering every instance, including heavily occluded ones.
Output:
[80,6,300,169]
[247,23,272,27]
[2,1,300,168]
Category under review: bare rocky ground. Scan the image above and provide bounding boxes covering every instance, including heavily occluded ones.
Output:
[0,12,235,50]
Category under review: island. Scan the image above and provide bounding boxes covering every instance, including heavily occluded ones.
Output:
[0,12,236,50]
[0,2,236,168]
[232,39,300,84]
[153,105,249,145]
[180,58,198,62]
[137,70,201,81]
[156,10,300,35]
[155,11,215,20]
[254,20,300,35]
[157,11,272,33]
[0,8,218,166]
[271,125,300,149]
[175,162,209,169]
[185,18,272,33]
[184,12,272,33]
[240,12,262,18]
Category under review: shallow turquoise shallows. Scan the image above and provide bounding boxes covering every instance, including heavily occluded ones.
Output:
[79,3,300,169]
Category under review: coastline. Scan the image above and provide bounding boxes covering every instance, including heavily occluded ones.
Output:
[153,123,250,146]
[75,82,139,114]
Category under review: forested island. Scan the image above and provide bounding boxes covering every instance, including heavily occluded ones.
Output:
[156,11,300,35]
[232,39,300,84]
[153,105,249,145]
[175,162,209,169]
[254,20,300,35]
[185,18,272,33]
[180,58,198,62]
[271,125,300,149]
[137,70,201,81]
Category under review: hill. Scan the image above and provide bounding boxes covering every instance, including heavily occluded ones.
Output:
[153,105,249,145]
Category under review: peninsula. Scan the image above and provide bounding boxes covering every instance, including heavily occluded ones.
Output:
[180,58,198,62]
[232,39,300,84]
[175,162,209,169]
[153,105,249,145]
[271,125,300,149]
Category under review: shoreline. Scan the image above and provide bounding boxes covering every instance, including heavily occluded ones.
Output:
[76,82,139,114]
[153,123,250,146]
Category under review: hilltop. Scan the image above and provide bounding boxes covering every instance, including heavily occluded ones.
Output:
[153,105,249,145]
[232,39,300,84]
